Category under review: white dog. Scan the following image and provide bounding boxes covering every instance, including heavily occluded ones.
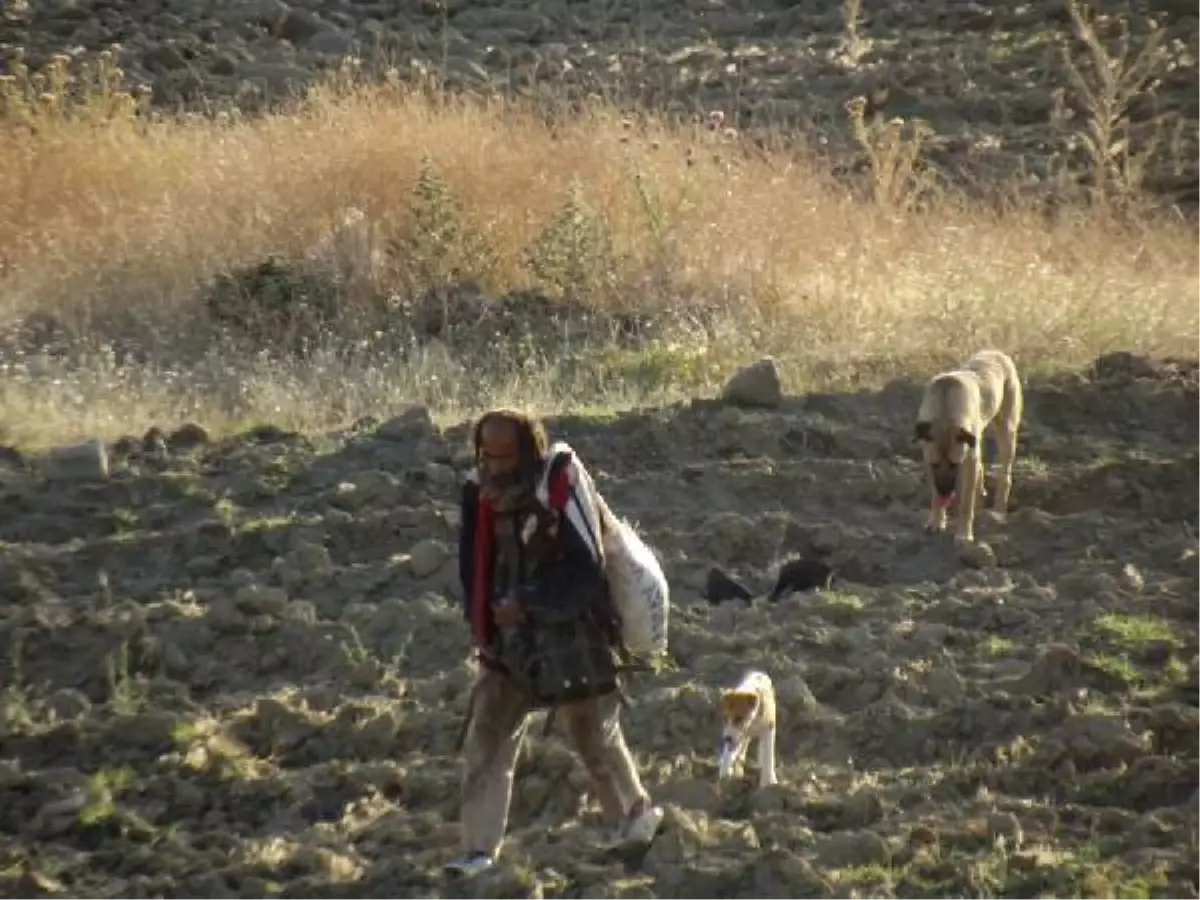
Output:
[717,670,778,787]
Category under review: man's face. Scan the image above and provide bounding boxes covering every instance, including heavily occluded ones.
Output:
[479,417,529,509]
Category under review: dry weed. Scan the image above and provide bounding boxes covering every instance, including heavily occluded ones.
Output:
[1057,0,1177,204]
[0,48,1195,448]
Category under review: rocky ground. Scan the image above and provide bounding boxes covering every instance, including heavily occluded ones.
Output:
[0,351,1196,898]
[1,0,1197,200]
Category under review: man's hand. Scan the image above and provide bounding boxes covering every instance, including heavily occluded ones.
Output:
[492,596,524,628]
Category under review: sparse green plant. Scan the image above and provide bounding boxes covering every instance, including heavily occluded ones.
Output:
[214,497,239,528]
[338,624,408,689]
[1091,612,1182,651]
[981,635,1018,657]
[202,256,341,353]
[112,507,139,533]
[77,766,134,827]
[104,641,147,716]
[524,178,619,301]
[391,154,498,293]
[0,632,40,735]
[844,97,937,210]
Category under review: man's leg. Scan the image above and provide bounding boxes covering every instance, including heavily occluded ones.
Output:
[450,666,530,872]
[559,691,663,844]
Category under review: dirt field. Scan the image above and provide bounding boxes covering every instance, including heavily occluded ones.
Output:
[1,0,1196,201]
[0,0,1197,893]
[1,352,1196,898]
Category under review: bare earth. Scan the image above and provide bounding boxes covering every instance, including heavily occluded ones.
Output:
[1,0,1197,199]
[0,353,1196,898]
[0,0,1197,894]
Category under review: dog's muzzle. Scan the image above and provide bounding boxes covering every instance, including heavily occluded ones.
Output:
[717,735,737,778]
[932,466,958,498]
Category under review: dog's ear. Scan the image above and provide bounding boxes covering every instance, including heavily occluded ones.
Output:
[955,428,977,449]
[914,421,933,443]
[721,690,759,720]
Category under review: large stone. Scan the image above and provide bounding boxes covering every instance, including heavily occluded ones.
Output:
[43,439,108,482]
[376,406,437,442]
[408,538,450,579]
[721,358,783,408]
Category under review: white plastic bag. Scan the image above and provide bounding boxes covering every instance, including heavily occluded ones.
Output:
[603,517,670,657]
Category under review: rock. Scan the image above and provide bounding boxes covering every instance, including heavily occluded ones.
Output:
[42,439,108,482]
[957,539,997,569]
[47,688,91,721]
[376,406,437,442]
[641,806,703,873]
[121,710,180,748]
[277,7,327,41]
[924,662,965,705]
[1059,713,1149,769]
[1089,351,1160,381]
[169,423,209,450]
[33,789,90,836]
[449,7,546,37]
[234,584,289,615]
[840,789,884,827]
[408,538,449,578]
[753,850,832,896]
[720,357,783,408]
[1021,642,1081,694]
[142,426,169,456]
[813,828,890,868]
[658,777,722,813]
[776,674,819,717]
[307,28,358,56]
[221,0,288,28]
[235,62,314,94]
[1117,562,1145,592]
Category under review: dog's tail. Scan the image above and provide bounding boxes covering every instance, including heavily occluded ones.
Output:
[996,353,1024,428]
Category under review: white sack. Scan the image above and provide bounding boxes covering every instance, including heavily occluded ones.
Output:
[603,517,670,657]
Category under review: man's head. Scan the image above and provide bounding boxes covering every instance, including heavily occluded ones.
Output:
[472,408,548,512]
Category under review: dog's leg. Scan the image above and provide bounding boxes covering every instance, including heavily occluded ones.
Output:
[975,434,989,505]
[731,739,749,778]
[926,483,947,535]
[955,449,981,544]
[993,421,1019,519]
[756,727,779,787]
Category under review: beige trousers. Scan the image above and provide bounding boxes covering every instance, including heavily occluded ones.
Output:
[459,666,650,857]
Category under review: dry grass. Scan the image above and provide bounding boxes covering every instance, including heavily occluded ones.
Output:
[0,54,1195,448]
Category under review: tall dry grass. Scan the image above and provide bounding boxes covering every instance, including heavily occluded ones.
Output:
[0,55,1195,448]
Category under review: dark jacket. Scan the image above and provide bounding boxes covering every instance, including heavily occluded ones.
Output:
[458,473,608,645]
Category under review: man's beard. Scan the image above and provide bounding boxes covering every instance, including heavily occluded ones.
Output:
[480,467,536,512]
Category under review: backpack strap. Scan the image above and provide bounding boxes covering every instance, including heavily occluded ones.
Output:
[544,449,573,513]
[537,443,603,564]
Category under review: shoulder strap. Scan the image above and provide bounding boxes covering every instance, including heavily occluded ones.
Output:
[539,446,603,564]
[544,450,573,513]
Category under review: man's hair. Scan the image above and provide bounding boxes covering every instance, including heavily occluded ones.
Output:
[471,408,549,466]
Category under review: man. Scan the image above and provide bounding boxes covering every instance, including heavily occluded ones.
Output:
[446,408,664,875]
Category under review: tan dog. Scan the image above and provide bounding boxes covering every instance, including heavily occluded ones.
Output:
[717,671,778,787]
[915,349,1023,544]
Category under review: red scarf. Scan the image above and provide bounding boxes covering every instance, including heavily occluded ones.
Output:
[469,463,572,654]
[471,495,497,652]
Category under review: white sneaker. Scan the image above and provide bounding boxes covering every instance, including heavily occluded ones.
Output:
[444,852,495,876]
[613,803,664,847]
